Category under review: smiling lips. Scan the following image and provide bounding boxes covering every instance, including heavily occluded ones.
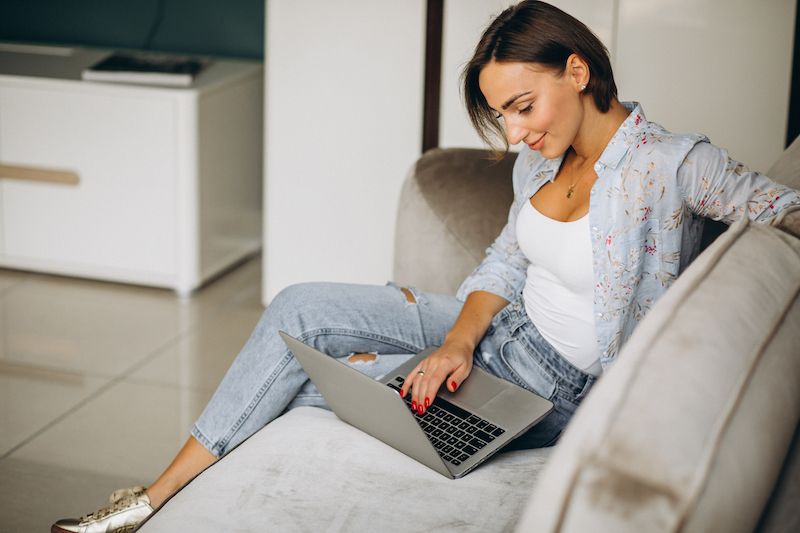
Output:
[528,133,546,151]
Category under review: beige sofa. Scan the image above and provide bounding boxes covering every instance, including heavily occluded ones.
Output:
[138,138,800,533]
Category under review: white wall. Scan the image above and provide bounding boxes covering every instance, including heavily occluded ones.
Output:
[614,0,796,172]
[263,0,426,303]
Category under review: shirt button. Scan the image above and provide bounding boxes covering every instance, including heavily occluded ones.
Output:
[594,164,602,172]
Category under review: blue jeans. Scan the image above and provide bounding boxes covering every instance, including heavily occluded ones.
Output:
[191,282,597,457]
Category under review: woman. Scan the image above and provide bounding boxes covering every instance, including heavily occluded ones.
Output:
[52,1,799,531]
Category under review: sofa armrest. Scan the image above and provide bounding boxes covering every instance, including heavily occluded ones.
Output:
[393,148,516,295]
[515,217,800,533]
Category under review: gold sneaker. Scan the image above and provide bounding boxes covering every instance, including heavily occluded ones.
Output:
[51,486,153,533]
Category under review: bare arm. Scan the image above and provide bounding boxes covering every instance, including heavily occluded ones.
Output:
[401,290,510,414]
[444,290,510,352]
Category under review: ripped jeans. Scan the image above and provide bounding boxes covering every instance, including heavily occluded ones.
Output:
[191,282,597,457]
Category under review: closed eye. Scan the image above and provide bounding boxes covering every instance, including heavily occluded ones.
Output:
[495,103,533,120]
[494,102,532,120]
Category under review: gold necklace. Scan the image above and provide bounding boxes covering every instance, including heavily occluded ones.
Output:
[565,171,589,199]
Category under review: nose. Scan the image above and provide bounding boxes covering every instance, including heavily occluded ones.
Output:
[504,117,529,146]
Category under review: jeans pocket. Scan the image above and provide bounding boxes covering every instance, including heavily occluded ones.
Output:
[499,338,557,400]
[575,374,597,402]
[558,374,597,413]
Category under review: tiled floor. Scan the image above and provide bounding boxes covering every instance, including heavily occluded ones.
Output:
[0,257,265,532]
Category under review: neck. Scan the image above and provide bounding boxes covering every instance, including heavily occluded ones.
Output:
[569,99,630,166]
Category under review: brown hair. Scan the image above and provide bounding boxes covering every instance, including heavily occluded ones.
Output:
[462,1,618,152]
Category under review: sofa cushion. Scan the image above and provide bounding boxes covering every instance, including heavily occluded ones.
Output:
[515,217,800,533]
[139,406,553,533]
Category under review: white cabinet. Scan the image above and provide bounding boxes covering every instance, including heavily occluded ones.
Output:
[0,45,263,294]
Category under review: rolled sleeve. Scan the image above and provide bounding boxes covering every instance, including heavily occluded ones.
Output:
[678,141,800,225]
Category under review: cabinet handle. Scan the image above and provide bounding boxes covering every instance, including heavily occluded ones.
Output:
[0,163,80,185]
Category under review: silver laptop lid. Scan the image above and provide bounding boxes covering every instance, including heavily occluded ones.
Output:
[279,331,553,479]
[278,331,453,478]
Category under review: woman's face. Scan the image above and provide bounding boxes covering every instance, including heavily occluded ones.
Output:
[478,58,586,159]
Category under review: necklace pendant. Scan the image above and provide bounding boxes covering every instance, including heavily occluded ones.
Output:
[566,187,575,199]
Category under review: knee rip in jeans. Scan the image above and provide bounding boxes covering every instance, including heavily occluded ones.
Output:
[348,351,379,364]
[400,287,417,304]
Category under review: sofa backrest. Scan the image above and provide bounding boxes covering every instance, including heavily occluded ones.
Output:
[768,135,800,187]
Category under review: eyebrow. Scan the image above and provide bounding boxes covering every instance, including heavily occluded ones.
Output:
[500,91,532,110]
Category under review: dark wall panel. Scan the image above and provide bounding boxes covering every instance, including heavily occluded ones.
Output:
[787,0,799,147]
[0,0,264,59]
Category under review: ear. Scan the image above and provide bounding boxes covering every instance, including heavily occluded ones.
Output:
[566,53,590,91]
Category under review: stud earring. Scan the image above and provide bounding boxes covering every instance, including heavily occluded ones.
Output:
[580,84,587,91]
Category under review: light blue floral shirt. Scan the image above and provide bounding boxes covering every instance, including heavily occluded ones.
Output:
[457,102,800,369]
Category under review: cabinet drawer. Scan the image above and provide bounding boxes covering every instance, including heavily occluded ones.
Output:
[0,84,178,276]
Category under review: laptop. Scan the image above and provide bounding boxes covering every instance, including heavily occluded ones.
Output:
[278,331,554,479]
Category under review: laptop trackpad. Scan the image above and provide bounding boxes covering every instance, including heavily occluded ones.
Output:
[479,389,526,421]
[446,370,507,409]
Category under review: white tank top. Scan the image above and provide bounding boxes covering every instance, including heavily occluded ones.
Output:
[516,200,602,376]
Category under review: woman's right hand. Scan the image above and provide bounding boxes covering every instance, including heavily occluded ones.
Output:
[399,337,474,415]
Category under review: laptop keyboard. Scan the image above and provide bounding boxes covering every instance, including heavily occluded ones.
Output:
[387,377,505,467]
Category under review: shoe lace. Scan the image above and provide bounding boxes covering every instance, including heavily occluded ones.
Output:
[80,493,145,523]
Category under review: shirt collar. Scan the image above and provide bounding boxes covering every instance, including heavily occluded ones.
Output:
[598,101,643,170]
[534,101,644,180]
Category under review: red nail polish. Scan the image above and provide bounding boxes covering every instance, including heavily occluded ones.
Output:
[418,405,424,415]
[424,397,430,408]
[411,401,417,411]
[399,389,405,398]
[451,380,458,391]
